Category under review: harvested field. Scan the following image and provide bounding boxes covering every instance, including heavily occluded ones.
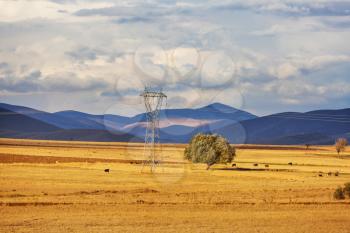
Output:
[1,138,350,233]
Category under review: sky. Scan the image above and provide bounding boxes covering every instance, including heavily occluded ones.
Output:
[0,0,350,116]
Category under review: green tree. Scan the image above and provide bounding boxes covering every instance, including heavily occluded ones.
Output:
[184,133,235,170]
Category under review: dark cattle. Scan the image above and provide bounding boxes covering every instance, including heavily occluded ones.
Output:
[335,171,339,176]
[104,169,110,173]
[327,172,332,176]
[318,173,323,177]
[232,163,236,167]
[253,163,258,167]
[265,164,269,168]
[288,162,293,166]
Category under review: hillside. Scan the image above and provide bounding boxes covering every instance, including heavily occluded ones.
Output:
[0,102,349,144]
[0,107,60,133]
[214,109,350,145]
[0,103,103,129]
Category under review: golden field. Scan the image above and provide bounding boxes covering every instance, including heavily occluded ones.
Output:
[1,138,350,233]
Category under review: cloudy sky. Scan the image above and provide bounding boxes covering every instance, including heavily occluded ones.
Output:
[0,0,350,116]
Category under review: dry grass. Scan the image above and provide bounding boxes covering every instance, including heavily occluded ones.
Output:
[1,138,350,233]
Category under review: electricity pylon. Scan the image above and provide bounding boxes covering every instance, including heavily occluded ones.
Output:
[140,87,167,172]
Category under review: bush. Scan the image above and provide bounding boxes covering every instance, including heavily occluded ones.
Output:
[344,182,350,198]
[335,138,348,156]
[334,187,345,200]
[184,133,235,170]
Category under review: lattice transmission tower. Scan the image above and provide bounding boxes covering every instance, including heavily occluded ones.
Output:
[140,87,167,173]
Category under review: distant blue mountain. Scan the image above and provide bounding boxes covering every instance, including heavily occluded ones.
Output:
[212,109,350,145]
[0,103,102,129]
[131,102,256,122]
[54,110,131,124]
[0,105,139,142]
[0,106,60,133]
[53,110,106,129]
[123,103,256,138]
[0,102,349,145]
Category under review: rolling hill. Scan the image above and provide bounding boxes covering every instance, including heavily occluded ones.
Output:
[0,107,60,133]
[212,109,350,145]
[0,105,139,142]
[0,103,103,129]
[0,102,349,144]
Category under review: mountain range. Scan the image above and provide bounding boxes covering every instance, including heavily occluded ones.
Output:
[0,102,349,145]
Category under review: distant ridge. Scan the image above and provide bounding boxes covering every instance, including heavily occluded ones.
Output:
[198,102,241,113]
[0,107,60,133]
[0,102,349,144]
[0,103,104,129]
[212,108,350,145]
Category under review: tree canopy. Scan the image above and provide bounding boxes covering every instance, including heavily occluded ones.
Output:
[184,133,235,169]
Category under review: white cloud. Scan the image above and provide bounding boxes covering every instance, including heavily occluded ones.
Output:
[258,2,309,14]
[0,0,350,115]
[0,0,113,22]
[252,19,324,36]
[270,63,299,79]
[268,55,350,79]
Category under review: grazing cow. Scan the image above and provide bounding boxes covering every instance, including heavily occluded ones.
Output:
[288,162,293,166]
[253,163,258,167]
[328,172,332,176]
[335,171,339,176]
[318,173,323,177]
[265,164,269,168]
[104,169,110,173]
[232,163,236,167]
